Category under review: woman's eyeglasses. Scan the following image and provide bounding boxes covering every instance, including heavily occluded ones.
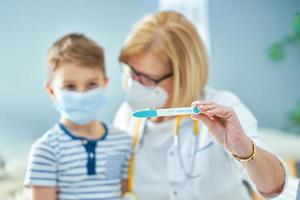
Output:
[122,64,173,87]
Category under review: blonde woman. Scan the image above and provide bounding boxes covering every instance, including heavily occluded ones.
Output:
[114,11,287,200]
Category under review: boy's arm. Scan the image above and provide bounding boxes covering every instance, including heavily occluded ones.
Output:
[32,186,57,200]
[25,137,59,199]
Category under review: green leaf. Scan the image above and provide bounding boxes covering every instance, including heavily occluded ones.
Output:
[289,102,300,126]
[293,13,300,36]
[267,43,285,62]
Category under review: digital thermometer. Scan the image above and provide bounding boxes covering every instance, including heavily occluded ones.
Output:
[132,106,200,118]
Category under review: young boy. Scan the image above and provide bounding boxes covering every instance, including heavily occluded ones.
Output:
[24,33,132,200]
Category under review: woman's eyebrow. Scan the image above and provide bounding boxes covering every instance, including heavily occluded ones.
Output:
[128,64,164,79]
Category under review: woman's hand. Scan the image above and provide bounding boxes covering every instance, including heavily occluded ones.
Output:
[191,101,286,196]
[191,101,252,158]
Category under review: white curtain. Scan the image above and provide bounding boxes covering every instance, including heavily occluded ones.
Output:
[159,0,211,56]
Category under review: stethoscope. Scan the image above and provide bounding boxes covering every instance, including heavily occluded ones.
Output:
[173,116,202,179]
[122,116,201,200]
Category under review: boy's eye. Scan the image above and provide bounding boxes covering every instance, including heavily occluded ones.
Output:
[63,84,76,90]
[88,82,99,89]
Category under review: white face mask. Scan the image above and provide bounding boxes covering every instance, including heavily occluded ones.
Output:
[125,80,168,111]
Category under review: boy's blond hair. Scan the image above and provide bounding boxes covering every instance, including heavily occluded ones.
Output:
[119,11,208,107]
[46,33,105,82]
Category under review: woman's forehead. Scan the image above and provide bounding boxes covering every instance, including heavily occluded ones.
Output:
[127,51,171,76]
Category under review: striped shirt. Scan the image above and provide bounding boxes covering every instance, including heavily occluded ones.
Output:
[24,122,132,200]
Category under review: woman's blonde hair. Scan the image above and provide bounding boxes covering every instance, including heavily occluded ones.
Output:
[119,11,208,107]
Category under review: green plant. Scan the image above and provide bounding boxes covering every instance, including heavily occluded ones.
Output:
[267,12,300,134]
[289,102,300,127]
[268,12,300,62]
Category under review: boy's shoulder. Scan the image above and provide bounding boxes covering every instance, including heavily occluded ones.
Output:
[31,124,63,151]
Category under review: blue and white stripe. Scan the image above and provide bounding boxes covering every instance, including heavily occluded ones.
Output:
[25,123,132,200]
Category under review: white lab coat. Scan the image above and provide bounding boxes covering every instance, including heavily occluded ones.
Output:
[114,87,288,200]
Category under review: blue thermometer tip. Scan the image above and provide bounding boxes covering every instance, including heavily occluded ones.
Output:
[193,106,200,114]
[132,109,157,118]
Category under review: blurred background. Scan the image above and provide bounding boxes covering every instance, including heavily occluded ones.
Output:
[0,0,299,199]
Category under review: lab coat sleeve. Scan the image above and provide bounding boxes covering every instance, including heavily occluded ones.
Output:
[213,90,289,199]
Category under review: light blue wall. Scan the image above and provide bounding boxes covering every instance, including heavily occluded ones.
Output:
[0,0,157,139]
[208,0,300,130]
[0,0,299,141]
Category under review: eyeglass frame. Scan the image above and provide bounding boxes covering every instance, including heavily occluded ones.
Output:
[121,63,173,86]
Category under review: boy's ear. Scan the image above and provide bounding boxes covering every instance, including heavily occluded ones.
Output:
[44,82,55,100]
[104,77,109,87]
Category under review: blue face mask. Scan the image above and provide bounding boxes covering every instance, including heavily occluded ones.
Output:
[53,87,107,125]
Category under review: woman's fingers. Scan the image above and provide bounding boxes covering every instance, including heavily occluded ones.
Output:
[192,101,216,116]
[198,104,217,112]
[192,100,217,107]
[192,101,234,120]
[208,107,234,120]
